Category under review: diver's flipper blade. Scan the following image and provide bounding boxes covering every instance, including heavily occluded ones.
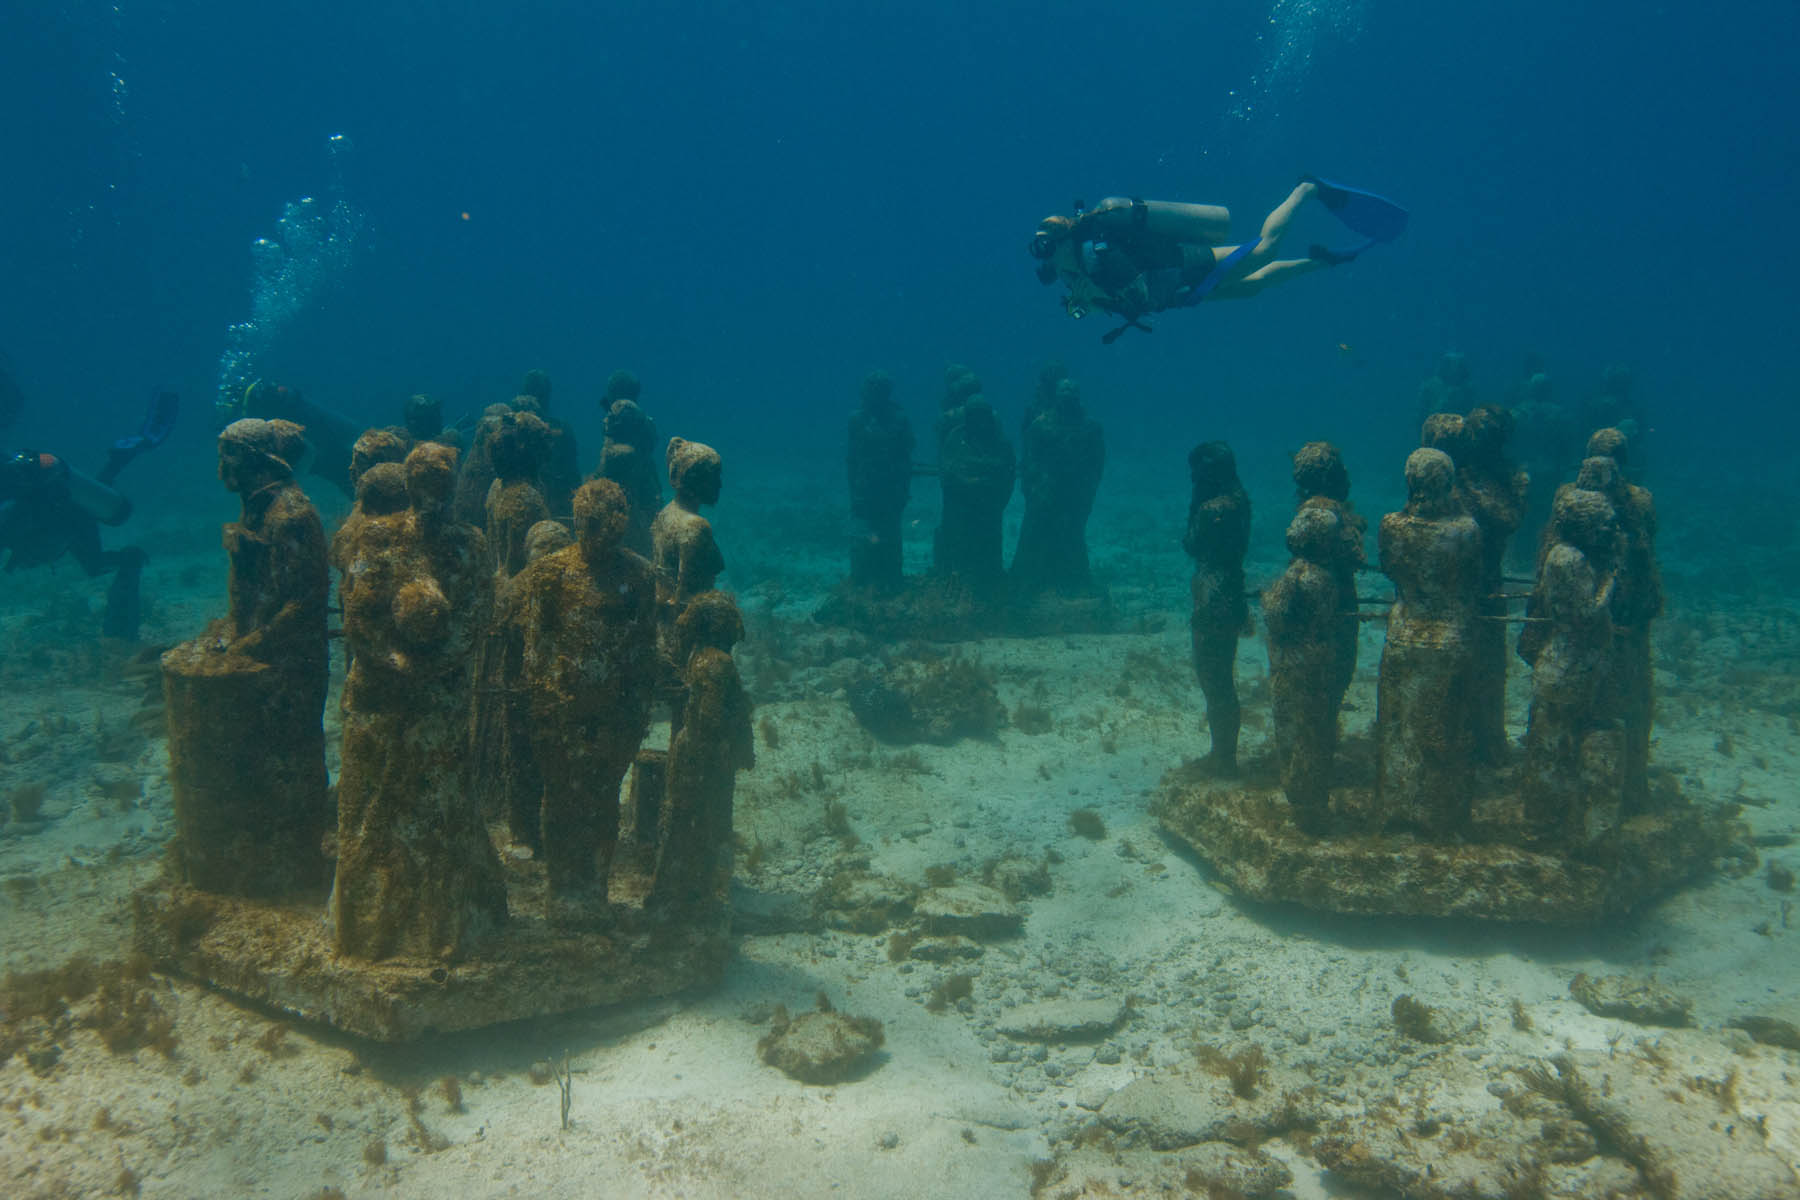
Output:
[140,390,179,448]
[1310,177,1409,243]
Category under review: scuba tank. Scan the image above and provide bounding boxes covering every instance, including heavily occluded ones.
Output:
[1082,197,1231,246]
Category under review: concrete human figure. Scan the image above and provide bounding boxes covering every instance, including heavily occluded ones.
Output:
[1263,505,1360,834]
[163,418,330,896]
[1291,440,1366,711]
[651,590,755,908]
[511,479,660,924]
[471,410,551,819]
[651,437,726,618]
[1375,448,1483,833]
[1011,377,1104,595]
[332,442,508,960]
[846,370,914,591]
[1422,406,1528,761]
[934,397,1015,596]
[1182,441,1252,774]
[1520,486,1624,845]
[598,375,662,557]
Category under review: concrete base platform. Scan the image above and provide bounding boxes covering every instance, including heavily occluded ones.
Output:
[132,848,729,1042]
[1152,760,1749,923]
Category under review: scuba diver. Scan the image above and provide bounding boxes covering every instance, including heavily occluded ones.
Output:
[217,378,357,497]
[1030,177,1408,344]
[0,388,179,640]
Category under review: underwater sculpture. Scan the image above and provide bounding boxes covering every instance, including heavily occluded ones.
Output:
[510,479,660,925]
[651,590,755,907]
[1182,442,1252,775]
[846,370,915,591]
[1375,448,1481,833]
[331,442,508,959]
[1011,376,1105,596]
[934,397,1016,597]
[1422,406,1527,762]
[1518,431,1660,814]
[1584,429,1661,812]
[1519,483,1625,845]
[142,438,740,1040]
[346,426,409,497]
[597,370,662,557]
[652,437,726,624]
[516,368,582,515]
[1261,504,1359,833]
[471,411,551,822]
[1155,432,1737,922]
[403,392,461,450]
[162,418,330,896]
[453,403,513,526]
[1289,440,1365,714]
[482,410,553,577]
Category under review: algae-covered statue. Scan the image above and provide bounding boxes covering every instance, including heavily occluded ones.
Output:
[1290,440,1366,712]
[514,368,581,516]
[331,442,508,960]
[510,478,660,924]
[652,590,755,909]
[1520,485,1623,846]
[1375,448,1482,834]
[162,418,330,896]
[1262,504,1360,833]
[597,371,662,557]
[934,398,1015,598]
[846,370,915,591]
[1577,429,1661,813]
[1182,441,1252,775]
[1011,377,1104,596]
[652,437,726,619]
[470,410,552,822]
[1422,406,1527,762]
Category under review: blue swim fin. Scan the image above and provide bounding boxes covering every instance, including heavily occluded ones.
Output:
[1304,176,1409,244]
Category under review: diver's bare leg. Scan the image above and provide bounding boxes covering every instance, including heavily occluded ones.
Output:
[1209,181,1317,280]
[1209,257,1328,300]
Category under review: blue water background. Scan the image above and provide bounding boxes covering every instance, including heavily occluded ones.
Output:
[2,0,1795,499]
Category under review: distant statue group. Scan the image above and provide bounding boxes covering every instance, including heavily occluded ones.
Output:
[163,371,754,965]
[845,362,1103,603]
[1183,406,1659,849]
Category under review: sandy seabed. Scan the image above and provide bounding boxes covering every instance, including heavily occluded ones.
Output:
[2,449,1796,1199]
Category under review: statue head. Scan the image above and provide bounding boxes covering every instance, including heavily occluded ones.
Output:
[572,478,630,560]
[1403,447,1457,515]
[1284,504,1343,563]
[604,397,654,444]
[403,393,443,440]
[666,437,722,506]
[860,369,897,413]
[1052,377,1082,416]
[676,589,745,660]
[489,410,549,481]
[1573,454,1622,497]
[1419,412,1469,463]
[354,461,410,518]
[519,368,552,409]
[1585,426,1629,467]
[349,427,409,492]
[961,398,1000,444]
[524,518,573,562]
[603,369,641,405]
[1292,440,1349,502]
[404,441,460,522]
[218,418,308,494]
[1187,441,1239,498]
[1551,487,1618,558]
